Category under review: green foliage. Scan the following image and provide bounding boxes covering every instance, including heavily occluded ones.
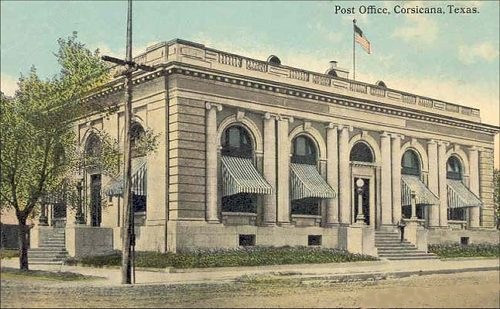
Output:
[70,247,378,269]
[0,32,110,222]
[428,243,500,258]
[0,249,19,259]
[0,267,101,281]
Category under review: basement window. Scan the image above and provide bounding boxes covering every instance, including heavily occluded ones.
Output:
[308,235,322,246]
[239,234,256,246]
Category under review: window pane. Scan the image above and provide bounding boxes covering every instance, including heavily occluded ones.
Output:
[295,137,306,156]
[222,126,253,158]
[350,142,374,162]
[228,127,240,147]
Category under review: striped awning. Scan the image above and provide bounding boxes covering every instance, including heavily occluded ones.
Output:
[106,158,147,196]
[401,175,439,206]
[290,163,336,200]
[447,179,482,209]
[221,156,272,197]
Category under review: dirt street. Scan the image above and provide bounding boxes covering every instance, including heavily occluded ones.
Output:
[1,270,499,308]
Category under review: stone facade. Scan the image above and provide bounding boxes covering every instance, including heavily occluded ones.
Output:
[31,39,499,255]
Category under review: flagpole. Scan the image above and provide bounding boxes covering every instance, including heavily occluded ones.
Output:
[353,19,356,81]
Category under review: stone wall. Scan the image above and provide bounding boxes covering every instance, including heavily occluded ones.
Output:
[428,228,499,245]
[167,220,339,252]
[168,95,207,220]
[479,149,495,228]
[65,227,114,258]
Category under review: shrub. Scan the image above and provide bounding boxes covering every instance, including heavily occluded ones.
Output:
[0,249,19,259]
[69,246,378,269]
[428,243,500,258]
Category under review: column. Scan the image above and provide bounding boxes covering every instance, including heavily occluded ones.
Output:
[427,140,439,227]
[380,132,392,226]
[325,123,339,226]
[338,125,351,225]
[468,146,480,229]
[391,134,402,223]
[205,102,222,223]
[262,113,277,226]
[39,202,48,226]
[437,141,449,227]
[277,116,291,225]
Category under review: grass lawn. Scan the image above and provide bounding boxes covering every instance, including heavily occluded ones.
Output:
[0,249,19,259]
[67,246,378,269]
[428,243,499,258]
[0,267,102,282]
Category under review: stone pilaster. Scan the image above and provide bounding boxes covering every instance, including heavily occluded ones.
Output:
[427,140,440,227]
[262,113,277,226]
[391,133,403,224]
[479,149,495,228]
[325,123,339,226]
[205,102,222,223]
[338,125,351,225]
[468,146,480,229]
[437,141,449,227]
[277,116,293,225]
[380,132,392,226]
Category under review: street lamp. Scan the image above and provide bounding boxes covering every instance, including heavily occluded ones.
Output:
[355,178,366,224]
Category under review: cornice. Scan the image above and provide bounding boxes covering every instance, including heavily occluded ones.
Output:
[81,63,499,135]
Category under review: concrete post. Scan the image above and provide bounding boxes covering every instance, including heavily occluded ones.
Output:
[325,123,339,226]
[380,132,393,226]
[263,113,277,226]
[427,140,439,227]
[205,102,222,223]
[391,133,403,224]
[338,125,351,225]
[438,141,449,227]
[410,191,417,220]
[468,146,480,229]
[277,116,292,225]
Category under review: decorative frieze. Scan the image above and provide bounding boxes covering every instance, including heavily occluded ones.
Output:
[82,66,497,134]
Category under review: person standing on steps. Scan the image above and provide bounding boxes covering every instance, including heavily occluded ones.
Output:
[397,220,406,242]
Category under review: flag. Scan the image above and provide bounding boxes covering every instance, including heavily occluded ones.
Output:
[354,24,371,54]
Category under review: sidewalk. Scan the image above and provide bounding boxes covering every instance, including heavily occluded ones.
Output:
[1,257,498,287]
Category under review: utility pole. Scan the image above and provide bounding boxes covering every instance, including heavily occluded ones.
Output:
[101,0,154,284]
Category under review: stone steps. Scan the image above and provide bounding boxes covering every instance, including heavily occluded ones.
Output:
[29,228,68,265]
[374,231,438,261]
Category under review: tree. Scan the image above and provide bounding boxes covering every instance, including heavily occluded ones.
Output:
[0,32,110,270]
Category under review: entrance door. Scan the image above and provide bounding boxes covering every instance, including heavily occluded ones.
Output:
[90,174,102,227]
[353,177,370,225]
[52,202,67,227]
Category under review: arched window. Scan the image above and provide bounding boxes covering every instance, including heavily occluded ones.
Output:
[401,150,420,176]
[85,133,101,158]
[447,156,462,180]
[350,142,374,163]
[221,125,253,158]
[221,125,256,213]
[291,135,317,165]
[446,156,465,221]
[130,122,146,157]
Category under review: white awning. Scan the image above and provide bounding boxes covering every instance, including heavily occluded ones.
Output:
[447,179,482,209]
[401,175,439,206]
[290,163,336,200]
[106,158,147,196]
[221,156,272,197]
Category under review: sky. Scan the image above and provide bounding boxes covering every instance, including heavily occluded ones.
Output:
[1,0,499,166]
